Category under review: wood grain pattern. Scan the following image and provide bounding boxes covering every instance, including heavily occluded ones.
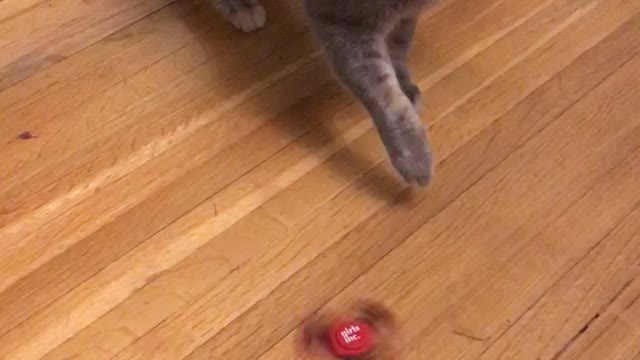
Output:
[1,0,639,359]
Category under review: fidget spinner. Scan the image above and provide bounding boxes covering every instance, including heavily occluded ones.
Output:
[300,300,398,359]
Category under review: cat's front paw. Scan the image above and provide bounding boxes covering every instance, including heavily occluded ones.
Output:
[387,122,434,187]
[390,147,434,187]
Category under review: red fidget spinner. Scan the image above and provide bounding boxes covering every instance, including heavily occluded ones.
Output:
[299,300,398,359]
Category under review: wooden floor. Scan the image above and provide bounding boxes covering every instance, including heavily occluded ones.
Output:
[2,0,640,359]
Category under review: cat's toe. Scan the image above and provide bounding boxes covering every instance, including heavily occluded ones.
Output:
[231,4,266,32]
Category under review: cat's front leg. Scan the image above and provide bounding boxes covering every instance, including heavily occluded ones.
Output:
[307,27,434,186]
[203,0,266,32]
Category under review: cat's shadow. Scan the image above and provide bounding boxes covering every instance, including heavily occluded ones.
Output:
[178,0,405,202]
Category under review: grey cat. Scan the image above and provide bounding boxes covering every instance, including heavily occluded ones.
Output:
[205,0,434,186]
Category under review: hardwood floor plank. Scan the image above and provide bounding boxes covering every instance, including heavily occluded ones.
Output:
[429,0,640,161]
[0,57,333,334]
[0,2,207,139]
[478,206,640,360]
[556,279,640,360]
[0,0,177,91]
[395,55,640,360]
[0,0,309,224]
[0,21,321,296]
